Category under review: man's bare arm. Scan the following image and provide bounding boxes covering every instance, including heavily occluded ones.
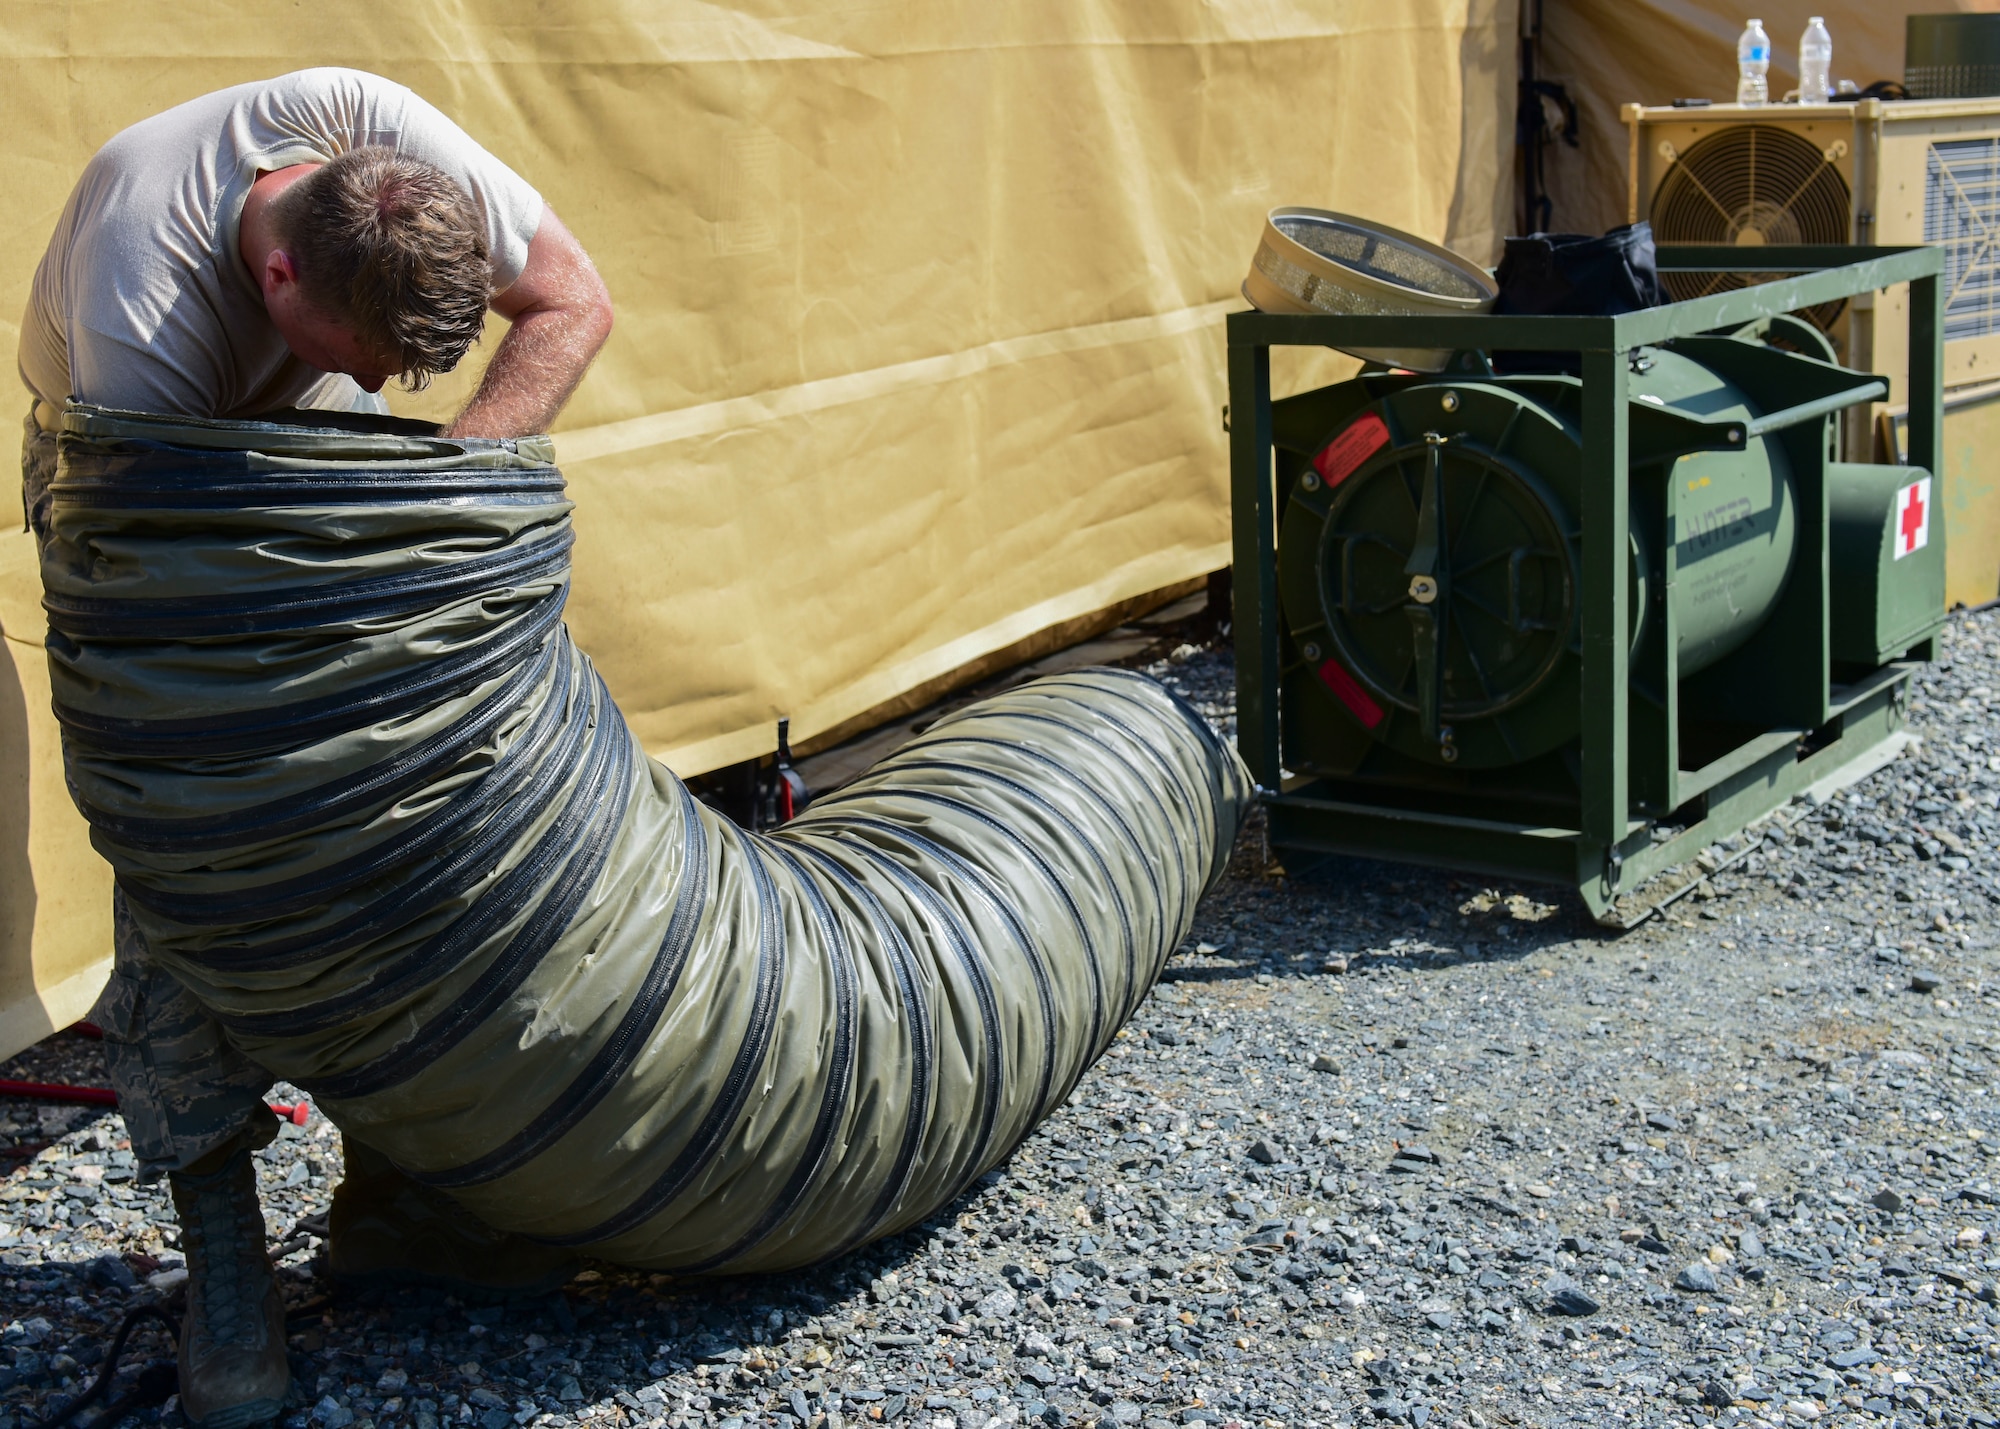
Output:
[445,207,613,439]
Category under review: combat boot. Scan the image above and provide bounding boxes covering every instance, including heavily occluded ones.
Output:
[327,1137,579,1295]
[168,1141,289,1429]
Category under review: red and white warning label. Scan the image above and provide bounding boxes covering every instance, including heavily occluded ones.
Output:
[1895,476,1931,560]
[1312,412,1391,489]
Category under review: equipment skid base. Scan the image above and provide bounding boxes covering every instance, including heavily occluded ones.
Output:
[1264,659,1918,929]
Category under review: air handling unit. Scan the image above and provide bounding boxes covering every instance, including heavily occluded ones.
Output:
[1623,92,2000,604]
[1229,230,1947,923]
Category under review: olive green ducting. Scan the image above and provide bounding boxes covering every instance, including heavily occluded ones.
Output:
[39,405,1250,1272]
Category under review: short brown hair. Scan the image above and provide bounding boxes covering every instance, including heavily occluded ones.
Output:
[270,147,491,388]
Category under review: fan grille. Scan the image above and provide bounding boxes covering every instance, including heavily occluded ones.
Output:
[1651,125,1851,332]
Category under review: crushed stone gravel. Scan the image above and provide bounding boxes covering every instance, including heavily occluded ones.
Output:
[5,609,1998,1429]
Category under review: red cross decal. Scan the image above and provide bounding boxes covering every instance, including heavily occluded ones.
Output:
[1896,477,1931,559]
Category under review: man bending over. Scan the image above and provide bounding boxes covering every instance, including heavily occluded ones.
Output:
[18,67,613,1429]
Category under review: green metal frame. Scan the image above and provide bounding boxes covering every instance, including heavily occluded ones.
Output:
[1228,244,1946,920]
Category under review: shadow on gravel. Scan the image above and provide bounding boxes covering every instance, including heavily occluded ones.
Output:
[269,1214,966,1419]
[1165,818,1614,995]
[14,1161,978,1429]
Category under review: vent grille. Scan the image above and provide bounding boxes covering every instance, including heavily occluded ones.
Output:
[1907,64,2000,100]
[1926,138,2000,342]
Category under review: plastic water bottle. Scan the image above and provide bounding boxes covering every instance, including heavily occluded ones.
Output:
[1737,18,1771,106]
[1799,16,1833,102]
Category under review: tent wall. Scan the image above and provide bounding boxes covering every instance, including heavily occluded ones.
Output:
[0,2,1518,1060]
[1538,0,2000,238]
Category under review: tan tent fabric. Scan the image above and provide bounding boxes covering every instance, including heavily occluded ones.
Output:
[0,1,1518,1060]
[0,532,108,1060]
[1540,0,2000,238]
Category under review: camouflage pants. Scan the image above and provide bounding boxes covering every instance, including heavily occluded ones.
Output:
[21,407,54,538]
[90,893,278,1179]
[27,410,277,1179]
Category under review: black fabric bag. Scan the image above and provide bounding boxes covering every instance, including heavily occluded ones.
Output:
[1494,221,1666,316]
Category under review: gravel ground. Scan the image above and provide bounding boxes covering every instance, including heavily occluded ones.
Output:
[4,608,1998,1429]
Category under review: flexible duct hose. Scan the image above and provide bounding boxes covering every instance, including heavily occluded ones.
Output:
[40,407,1250,1272]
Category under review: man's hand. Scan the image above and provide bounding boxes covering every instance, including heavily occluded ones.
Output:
[445,207,613,439]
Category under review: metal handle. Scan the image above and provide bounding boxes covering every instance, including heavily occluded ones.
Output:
[1741,378,1888,437]
[1404,432,1451,741]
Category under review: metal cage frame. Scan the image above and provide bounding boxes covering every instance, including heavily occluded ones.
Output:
[1226,244,1946,921]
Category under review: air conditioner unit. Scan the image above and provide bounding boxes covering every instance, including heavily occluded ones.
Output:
[1624,97,2000,606]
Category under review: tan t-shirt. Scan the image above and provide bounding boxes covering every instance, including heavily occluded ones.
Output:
[18,67,545,421]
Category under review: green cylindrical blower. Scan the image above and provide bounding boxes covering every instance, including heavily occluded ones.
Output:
[1273,327,1940,778]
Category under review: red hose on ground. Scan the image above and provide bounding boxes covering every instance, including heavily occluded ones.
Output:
[0,1075,311,1124]
[0,1022,309,1123]
[0,1080,118,1107]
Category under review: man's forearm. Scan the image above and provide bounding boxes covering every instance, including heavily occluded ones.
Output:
[444,206,614,440]
[446,303,611,439]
